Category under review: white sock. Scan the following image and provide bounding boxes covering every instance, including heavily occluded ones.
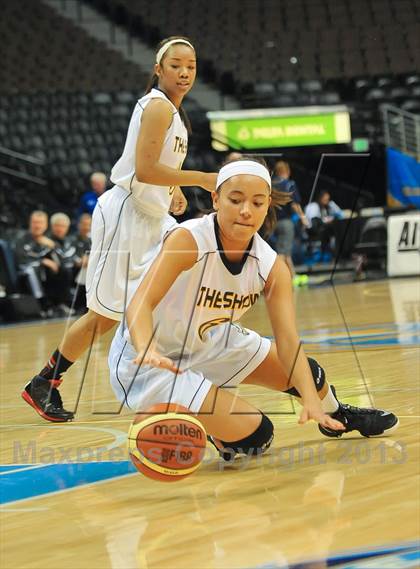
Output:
[321,385,339,413]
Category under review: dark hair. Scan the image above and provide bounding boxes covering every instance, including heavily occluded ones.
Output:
[145,36,195,135]
[217,155,291,237]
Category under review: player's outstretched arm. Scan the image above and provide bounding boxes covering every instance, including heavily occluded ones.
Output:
[126,228,198,370]
[264,257,344,431]
[135,99,217,192]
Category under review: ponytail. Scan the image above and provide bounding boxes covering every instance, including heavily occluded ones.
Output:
[179,106,192,135]
[144,73,159,94]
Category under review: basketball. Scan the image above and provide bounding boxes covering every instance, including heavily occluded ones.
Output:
[127,404,207,482]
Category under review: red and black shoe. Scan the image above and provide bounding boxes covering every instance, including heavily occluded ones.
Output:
[22,376,74,422]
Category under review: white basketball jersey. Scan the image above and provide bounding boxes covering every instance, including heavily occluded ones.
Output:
[124,213,277,356]
[110,88,188,217]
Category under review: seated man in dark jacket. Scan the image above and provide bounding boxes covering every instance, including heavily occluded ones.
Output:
[13,211,59,309]
[14,210,56,268]
[48,212,78,314]
[69,213,91,265]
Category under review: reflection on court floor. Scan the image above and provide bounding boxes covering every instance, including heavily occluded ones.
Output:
[1,279,419,568]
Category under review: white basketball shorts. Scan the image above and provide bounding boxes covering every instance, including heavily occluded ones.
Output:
[86,186,176,321]
[108,322,271,414]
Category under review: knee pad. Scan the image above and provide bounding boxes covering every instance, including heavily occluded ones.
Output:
[220,413,274,458]
[284,357,325,397]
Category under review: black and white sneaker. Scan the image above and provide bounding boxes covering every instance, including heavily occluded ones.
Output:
[319,386,399,438]
[22,376,74,422]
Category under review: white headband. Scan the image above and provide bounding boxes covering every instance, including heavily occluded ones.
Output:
[216,160,272,191]
[156,39,195,64]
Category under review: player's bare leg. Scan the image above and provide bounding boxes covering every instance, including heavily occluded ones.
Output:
[195,385,271,462]
[58,309,117,362]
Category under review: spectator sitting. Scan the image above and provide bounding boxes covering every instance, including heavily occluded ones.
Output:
[78,172,107,216]
[50,213,76,268]
[305,190,344,259]
[13,211,60,314]
[48,212,77,315]
[70,213,91,266]
[14,211,56,267]
[271,161,309,285]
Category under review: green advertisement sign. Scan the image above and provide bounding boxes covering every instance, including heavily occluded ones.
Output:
[208,108,351,150]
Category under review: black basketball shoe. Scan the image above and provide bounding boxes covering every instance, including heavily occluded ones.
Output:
[22,376,74,422]
[319,386,398,438]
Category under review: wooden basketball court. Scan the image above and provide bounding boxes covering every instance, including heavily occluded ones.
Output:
[1,277,419,568]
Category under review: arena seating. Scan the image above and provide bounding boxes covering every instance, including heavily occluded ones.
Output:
[83,0,420,153]
[81,0,419,187]
[0,0,147,223]
[0,0,215,228]
[1,0,146,93]
[1,0,419,230]
[88,0,420,107]
[0,89,214,228]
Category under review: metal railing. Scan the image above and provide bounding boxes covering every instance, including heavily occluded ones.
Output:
[382,104,420,161]
[0,146,47,186]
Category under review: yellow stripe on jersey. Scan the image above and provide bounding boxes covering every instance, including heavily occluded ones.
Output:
[198,317,232,341]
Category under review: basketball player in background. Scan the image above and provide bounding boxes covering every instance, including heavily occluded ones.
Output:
[22,36,217,422]
[109,157,399,461]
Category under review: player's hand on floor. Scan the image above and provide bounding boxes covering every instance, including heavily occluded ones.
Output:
[133,350,183,374]
[299,402,345,431]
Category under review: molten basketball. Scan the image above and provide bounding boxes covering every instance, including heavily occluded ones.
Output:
[128,404,207,482]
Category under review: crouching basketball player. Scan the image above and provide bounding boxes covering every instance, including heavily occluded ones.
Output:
[108,158,399,461]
